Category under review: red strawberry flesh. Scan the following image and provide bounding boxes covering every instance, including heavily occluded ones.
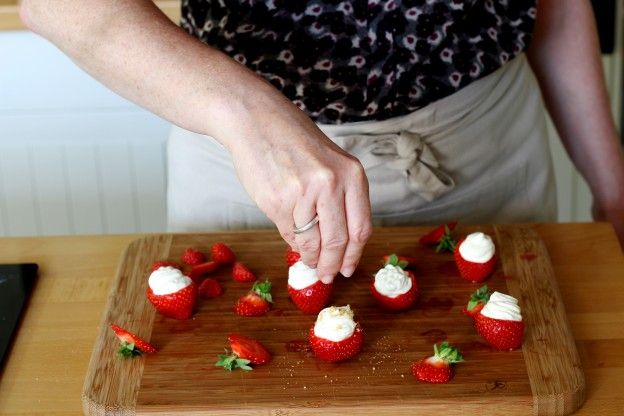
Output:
[309,324,364,362]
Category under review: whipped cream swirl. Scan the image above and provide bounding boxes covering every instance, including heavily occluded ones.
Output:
[148,266,192,295]
[459,232,495,263]
[313,305,356,342]
[481,291,522,321]
[373,264,412,298]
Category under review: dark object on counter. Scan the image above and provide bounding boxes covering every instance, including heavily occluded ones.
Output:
[0,263,38,371]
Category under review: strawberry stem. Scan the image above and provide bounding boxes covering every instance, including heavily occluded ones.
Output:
[434,225,457,253]
[434,341,464,364]
[117,342,142,359]
[467,285,490,311]
[215,349,253,371]
[251,280,273,303]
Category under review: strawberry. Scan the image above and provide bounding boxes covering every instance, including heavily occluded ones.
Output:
[234,280,272,317]
[181,248,206,266]
[419,221,458,252]
[109,323,157,357]
[454,235,497,283]
[382,254,417,268]
[211,242,236,264]
[370,254,419,311]
[232,262,257,283]
[187,260,219,284]
[146,283,197,320]
[215,333,271,371]
[150,261,180,272]
[198,278,223,299]
[474,313,524,351]
[286,246,301,267]
[309,305,364,362]
[411,342,463,384]
[288,280,334,314]
[462,285,490,318]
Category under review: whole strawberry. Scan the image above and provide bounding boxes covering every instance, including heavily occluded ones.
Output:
[454,232,497,283]
[285,246,301,267]
[232,262,257,283]
[146,267,197,320]
[411,342,463,383]
[211,242,236,264]
[419,221,458,252]
[288,260,333,314]
[109,323,157,358]
[473,291,524,350]
[234,280,273,317]
[370,254,419,311]
[461,285,490,318]
[309,305,363,362]
[181,248,207,266]
[215,333,271,371]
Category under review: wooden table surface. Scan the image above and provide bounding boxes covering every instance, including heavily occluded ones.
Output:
[0,224,622,415]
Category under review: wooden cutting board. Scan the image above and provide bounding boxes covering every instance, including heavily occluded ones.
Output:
[82,225,585,416]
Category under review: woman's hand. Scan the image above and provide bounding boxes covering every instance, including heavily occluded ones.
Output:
[216,83,373,282]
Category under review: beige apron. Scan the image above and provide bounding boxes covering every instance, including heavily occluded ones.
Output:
[166,53,556,232]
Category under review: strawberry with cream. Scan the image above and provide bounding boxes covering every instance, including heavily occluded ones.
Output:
[288,260,333,314]
[146,266,197,320]
[370,254,418,311]
[454,232,497,282]
[464,286,524,350]
[309,305,363,362]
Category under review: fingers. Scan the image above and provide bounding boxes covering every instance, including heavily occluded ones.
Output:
[293,204,321,268]
[340,178,372,277]
[315,189,349,284]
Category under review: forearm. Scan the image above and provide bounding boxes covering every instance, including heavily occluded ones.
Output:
[20,0,280,149]
[526,0,624,209]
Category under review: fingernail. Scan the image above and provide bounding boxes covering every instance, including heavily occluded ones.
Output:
[341,265,355,277]
[321,275,334,284]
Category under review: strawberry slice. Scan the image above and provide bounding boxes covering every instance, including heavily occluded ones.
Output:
[188,260,219,284]
[150,261,181,272]
[234,280,272,317]
[411,342,463,383]
[419,221,458,252]
[462,285,490,318]
[109,323,157,357]
[211,242,236,264]
[181,248,207,266]
[232,262,257,282]
[215,333,272,371]
[285,246,301,267]
[198,278,223,299]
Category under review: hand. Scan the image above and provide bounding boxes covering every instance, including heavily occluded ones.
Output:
[212,81,373,282]
[592,200,624,251]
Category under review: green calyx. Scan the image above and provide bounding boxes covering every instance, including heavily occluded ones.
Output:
[433,342,464,364]
[215,349,252,371]
[467,285,490,311]
[252,280,273,303]
[117,342,142,359]
[434,226,457,253]
[386,254,408,269]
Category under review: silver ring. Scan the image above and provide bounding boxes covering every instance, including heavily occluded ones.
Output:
[293,214,320,234]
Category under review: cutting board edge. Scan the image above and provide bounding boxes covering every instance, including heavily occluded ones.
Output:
[82,234,173,416]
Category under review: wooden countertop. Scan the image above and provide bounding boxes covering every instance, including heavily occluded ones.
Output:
[0,0,180,31]
[0,224,622,415]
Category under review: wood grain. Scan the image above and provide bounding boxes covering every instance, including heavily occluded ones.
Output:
[82,225,585,415]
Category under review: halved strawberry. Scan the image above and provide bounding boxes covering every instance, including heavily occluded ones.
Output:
[462,285,490,318]
[474,313,524,351]
[454,237,497,283]
[198,278,223,299]
[146,283,198,320]
[419,221,458,252]
[215,333,272,371]
[187,260,219,284]
[286,246,301,267]
[234,280,272,317]
[288,280,334,314]
[411,341,463,383]
[211,242,236,264]
[309,324,364,363]
[109,323,157,357]
[150,261,181,272]
[181,248,207,266]
[232,262,257,282]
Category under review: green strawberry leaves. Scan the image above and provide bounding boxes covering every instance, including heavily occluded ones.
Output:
[434,341,464,364]
[467,285,490,311]
[385,254,409,269]
[251,280,273,303]
[435,225,457,253]
[117,342,142,359]
[215,349,253,371]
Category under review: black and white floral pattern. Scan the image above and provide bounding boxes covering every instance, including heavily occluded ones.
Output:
[181,0,537,124]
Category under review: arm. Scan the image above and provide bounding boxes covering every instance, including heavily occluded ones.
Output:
[527,0,624,248]
[20,0,372,278]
